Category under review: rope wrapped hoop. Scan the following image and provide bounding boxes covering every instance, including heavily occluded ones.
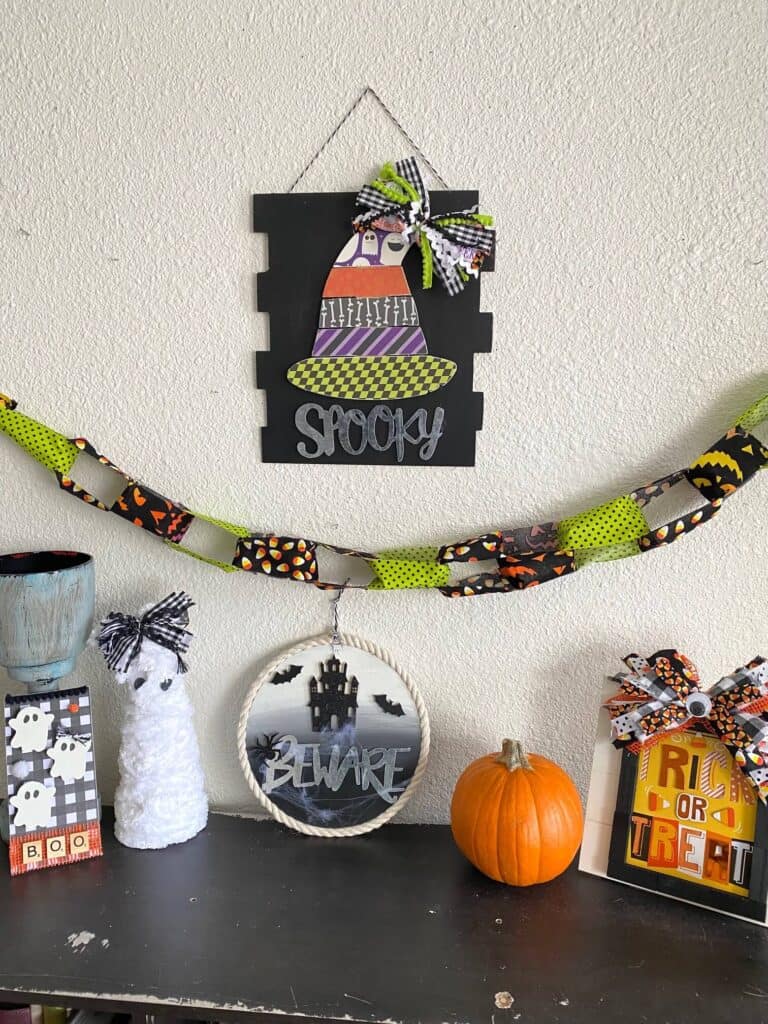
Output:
[236,633,430,838]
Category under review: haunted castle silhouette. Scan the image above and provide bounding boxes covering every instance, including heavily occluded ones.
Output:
[308,657,359,732]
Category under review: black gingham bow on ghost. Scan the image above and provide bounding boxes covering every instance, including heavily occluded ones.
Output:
[353,157,495,296]
[96,591,194,675]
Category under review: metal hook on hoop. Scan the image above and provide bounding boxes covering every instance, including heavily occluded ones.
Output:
[330,579,351,657]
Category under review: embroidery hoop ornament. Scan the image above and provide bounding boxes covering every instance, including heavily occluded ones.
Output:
[236,633,430,837]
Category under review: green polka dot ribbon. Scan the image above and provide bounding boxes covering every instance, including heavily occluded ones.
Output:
[0,404,77,475]
[557,496,650,569]
[368,547,450,590]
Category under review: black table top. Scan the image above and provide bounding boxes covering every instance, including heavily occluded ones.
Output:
[0,809,766,1024]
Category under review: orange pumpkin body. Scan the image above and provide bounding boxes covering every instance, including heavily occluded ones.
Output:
[450,740,584,886]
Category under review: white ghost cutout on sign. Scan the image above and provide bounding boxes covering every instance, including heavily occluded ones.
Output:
[10,780,55,830]
[8,706,54,753]
[47,734,91,783]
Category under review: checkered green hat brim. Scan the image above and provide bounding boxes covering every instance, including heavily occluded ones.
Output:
[287,355,457,400]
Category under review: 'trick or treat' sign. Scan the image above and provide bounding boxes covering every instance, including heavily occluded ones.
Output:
[254,159,494,466]
[581,650,768,923]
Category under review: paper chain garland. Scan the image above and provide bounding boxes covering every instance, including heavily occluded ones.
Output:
[605,650,768,800]
[0,389,766,595]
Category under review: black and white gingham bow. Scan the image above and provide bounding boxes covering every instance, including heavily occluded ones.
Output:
[354,157,495,296]
[96,591,194,675]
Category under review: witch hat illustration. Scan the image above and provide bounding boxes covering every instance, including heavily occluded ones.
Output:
[287,158,495,402]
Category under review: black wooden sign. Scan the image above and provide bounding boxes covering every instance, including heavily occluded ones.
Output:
[254,191,493,466]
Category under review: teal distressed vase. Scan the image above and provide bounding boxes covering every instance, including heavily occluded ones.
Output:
[0,551,95,692]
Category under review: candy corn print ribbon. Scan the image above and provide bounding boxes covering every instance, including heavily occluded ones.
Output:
[0,388,766,595]
[605,650,768,799]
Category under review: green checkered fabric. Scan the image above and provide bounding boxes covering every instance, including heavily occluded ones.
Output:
[287,355,457,400]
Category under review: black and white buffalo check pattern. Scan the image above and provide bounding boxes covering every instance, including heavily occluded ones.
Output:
[4,685,99,837]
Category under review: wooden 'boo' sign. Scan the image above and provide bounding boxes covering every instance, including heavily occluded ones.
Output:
[237,634,429,836]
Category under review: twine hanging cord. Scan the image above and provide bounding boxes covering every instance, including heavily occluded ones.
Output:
[287,86,449,193]
[236,633,430,838]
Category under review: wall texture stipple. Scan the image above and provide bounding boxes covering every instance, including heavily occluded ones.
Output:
[0,1,765,822]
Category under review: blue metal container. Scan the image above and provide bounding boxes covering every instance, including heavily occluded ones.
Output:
[0,551,95,692]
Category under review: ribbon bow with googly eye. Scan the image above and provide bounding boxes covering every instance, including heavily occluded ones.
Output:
[604,650,768,798]
[353,158,495,296]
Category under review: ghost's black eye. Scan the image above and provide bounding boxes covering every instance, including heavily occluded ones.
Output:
[23,715,29,724]
[133,677,146,690]
[70,742,76,751]
[24,790,30,800]
[160,678,173,691]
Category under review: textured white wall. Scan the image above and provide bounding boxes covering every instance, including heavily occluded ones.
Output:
[0,0,765,823]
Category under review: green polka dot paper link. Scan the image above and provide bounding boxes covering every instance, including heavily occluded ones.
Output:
[574,539,644,568]
[164,509,249,571]
[187,510,250,537]
[369,547,450,590]
[0,407,77,475]
[735,393,768,434]
[557,496,650,568]
[165,540,241,573]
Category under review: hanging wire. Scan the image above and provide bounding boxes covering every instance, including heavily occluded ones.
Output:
[330,578,351,656]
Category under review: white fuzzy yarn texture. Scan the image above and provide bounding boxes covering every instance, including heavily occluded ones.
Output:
[112,638,208,850]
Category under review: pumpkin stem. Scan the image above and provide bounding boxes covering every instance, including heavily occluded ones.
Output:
[496,739,532,772]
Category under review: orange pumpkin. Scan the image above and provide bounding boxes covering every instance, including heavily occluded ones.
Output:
[450,739,583,885]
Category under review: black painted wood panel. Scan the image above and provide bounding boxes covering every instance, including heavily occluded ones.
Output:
[253,193,492,466]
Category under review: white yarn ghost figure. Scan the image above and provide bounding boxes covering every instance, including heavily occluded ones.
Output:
[96,592,208,850]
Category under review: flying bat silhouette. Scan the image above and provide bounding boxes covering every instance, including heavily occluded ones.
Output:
[270,664,302,685]
[373,694,406,717]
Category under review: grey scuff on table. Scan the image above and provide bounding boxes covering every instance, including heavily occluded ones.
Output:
[0,809,766,1023]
